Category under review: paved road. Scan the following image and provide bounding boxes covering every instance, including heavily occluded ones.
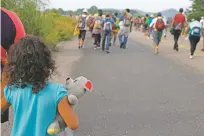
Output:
[71,37,204,136]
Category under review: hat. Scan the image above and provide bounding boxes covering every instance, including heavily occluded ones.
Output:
[83,9,88,13]
[157,12,162,16]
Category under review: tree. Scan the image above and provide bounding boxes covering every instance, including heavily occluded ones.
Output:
[88,6,98,14]
[58,8,65,15]
[187,0,204,20]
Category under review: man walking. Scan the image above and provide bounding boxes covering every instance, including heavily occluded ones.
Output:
[171,8,187,51]
[77,9,90,49]
[101,12,114,53]
[118,9,132,49]
[93,9,103,49]
[150,12,166,54]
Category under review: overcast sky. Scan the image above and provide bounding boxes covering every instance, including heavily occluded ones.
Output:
[49,0,192,12]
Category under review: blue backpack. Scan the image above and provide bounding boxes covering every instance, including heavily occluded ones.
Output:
[103,18,112,33]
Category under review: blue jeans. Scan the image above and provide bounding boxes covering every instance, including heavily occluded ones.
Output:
[102,32,111,50]
[118,35,128,48]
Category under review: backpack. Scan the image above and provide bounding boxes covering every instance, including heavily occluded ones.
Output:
[124,18,131,27]
[103,19,112,33]
[191,26,201,37]
[78,16,86,29]
[155,18,165,31]
[94,19,102,29]
[115,18,120,28]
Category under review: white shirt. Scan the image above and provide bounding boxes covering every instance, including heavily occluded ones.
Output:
[150,17,167,31]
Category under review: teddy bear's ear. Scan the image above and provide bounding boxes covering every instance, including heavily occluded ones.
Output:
[85,80,93,92]
[66,77,71,81]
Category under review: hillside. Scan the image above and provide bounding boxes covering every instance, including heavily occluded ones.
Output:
[56,6,178,19]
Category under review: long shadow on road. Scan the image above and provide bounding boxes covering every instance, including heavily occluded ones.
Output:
[71,38,204,136]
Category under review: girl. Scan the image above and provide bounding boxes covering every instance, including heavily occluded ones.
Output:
[1,36,78,136]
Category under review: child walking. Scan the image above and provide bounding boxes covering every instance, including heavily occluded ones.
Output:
[1,36,78,136]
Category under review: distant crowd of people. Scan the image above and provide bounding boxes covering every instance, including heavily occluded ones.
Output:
[75,8,133,53]
[75,8,204,59]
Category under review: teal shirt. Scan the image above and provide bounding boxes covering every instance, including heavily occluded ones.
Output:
[189,21,202,37]
[4,82,67,136]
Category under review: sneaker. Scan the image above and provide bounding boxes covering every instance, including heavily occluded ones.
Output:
[78,46,81,49]
[189,55,193,59]
[106,50,110,53]
[120,43,123,48]
[154,47,159,54]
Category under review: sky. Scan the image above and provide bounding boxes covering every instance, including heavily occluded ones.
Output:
[49,0,192,12]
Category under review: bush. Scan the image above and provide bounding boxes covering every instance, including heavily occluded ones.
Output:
[1,0,76,48]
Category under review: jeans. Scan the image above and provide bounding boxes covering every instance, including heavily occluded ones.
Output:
[189,35,200,55]
[118,35,128,48]
[102,31,111,50]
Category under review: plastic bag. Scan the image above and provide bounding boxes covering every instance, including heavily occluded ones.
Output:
[73,25,80,36]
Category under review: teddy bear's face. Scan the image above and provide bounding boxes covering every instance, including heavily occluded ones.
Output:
[65,76,93,99]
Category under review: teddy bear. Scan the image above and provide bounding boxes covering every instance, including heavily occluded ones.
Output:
[47,76,93,135]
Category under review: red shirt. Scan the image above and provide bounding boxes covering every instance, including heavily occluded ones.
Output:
[173,13,186,23]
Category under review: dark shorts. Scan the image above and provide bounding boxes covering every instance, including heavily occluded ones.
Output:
[144,24,148,30]
[78,30,86,40]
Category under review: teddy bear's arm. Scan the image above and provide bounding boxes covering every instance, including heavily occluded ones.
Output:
[57,96,79,130]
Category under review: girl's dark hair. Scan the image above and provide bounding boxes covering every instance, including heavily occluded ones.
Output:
[7,35,56,93]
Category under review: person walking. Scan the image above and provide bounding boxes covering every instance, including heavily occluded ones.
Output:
[118,9,132,49]
[200,16,204,51]
[185,19,202,59]
[93,10,103,49]
[144,14,149,36]
[101,12,114,53]
[77,9,90,49]
[112,12,120,45]
[150,12,166,54]
[147,14,154,39]
[1,36,79,136]
[171,8,187,51]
